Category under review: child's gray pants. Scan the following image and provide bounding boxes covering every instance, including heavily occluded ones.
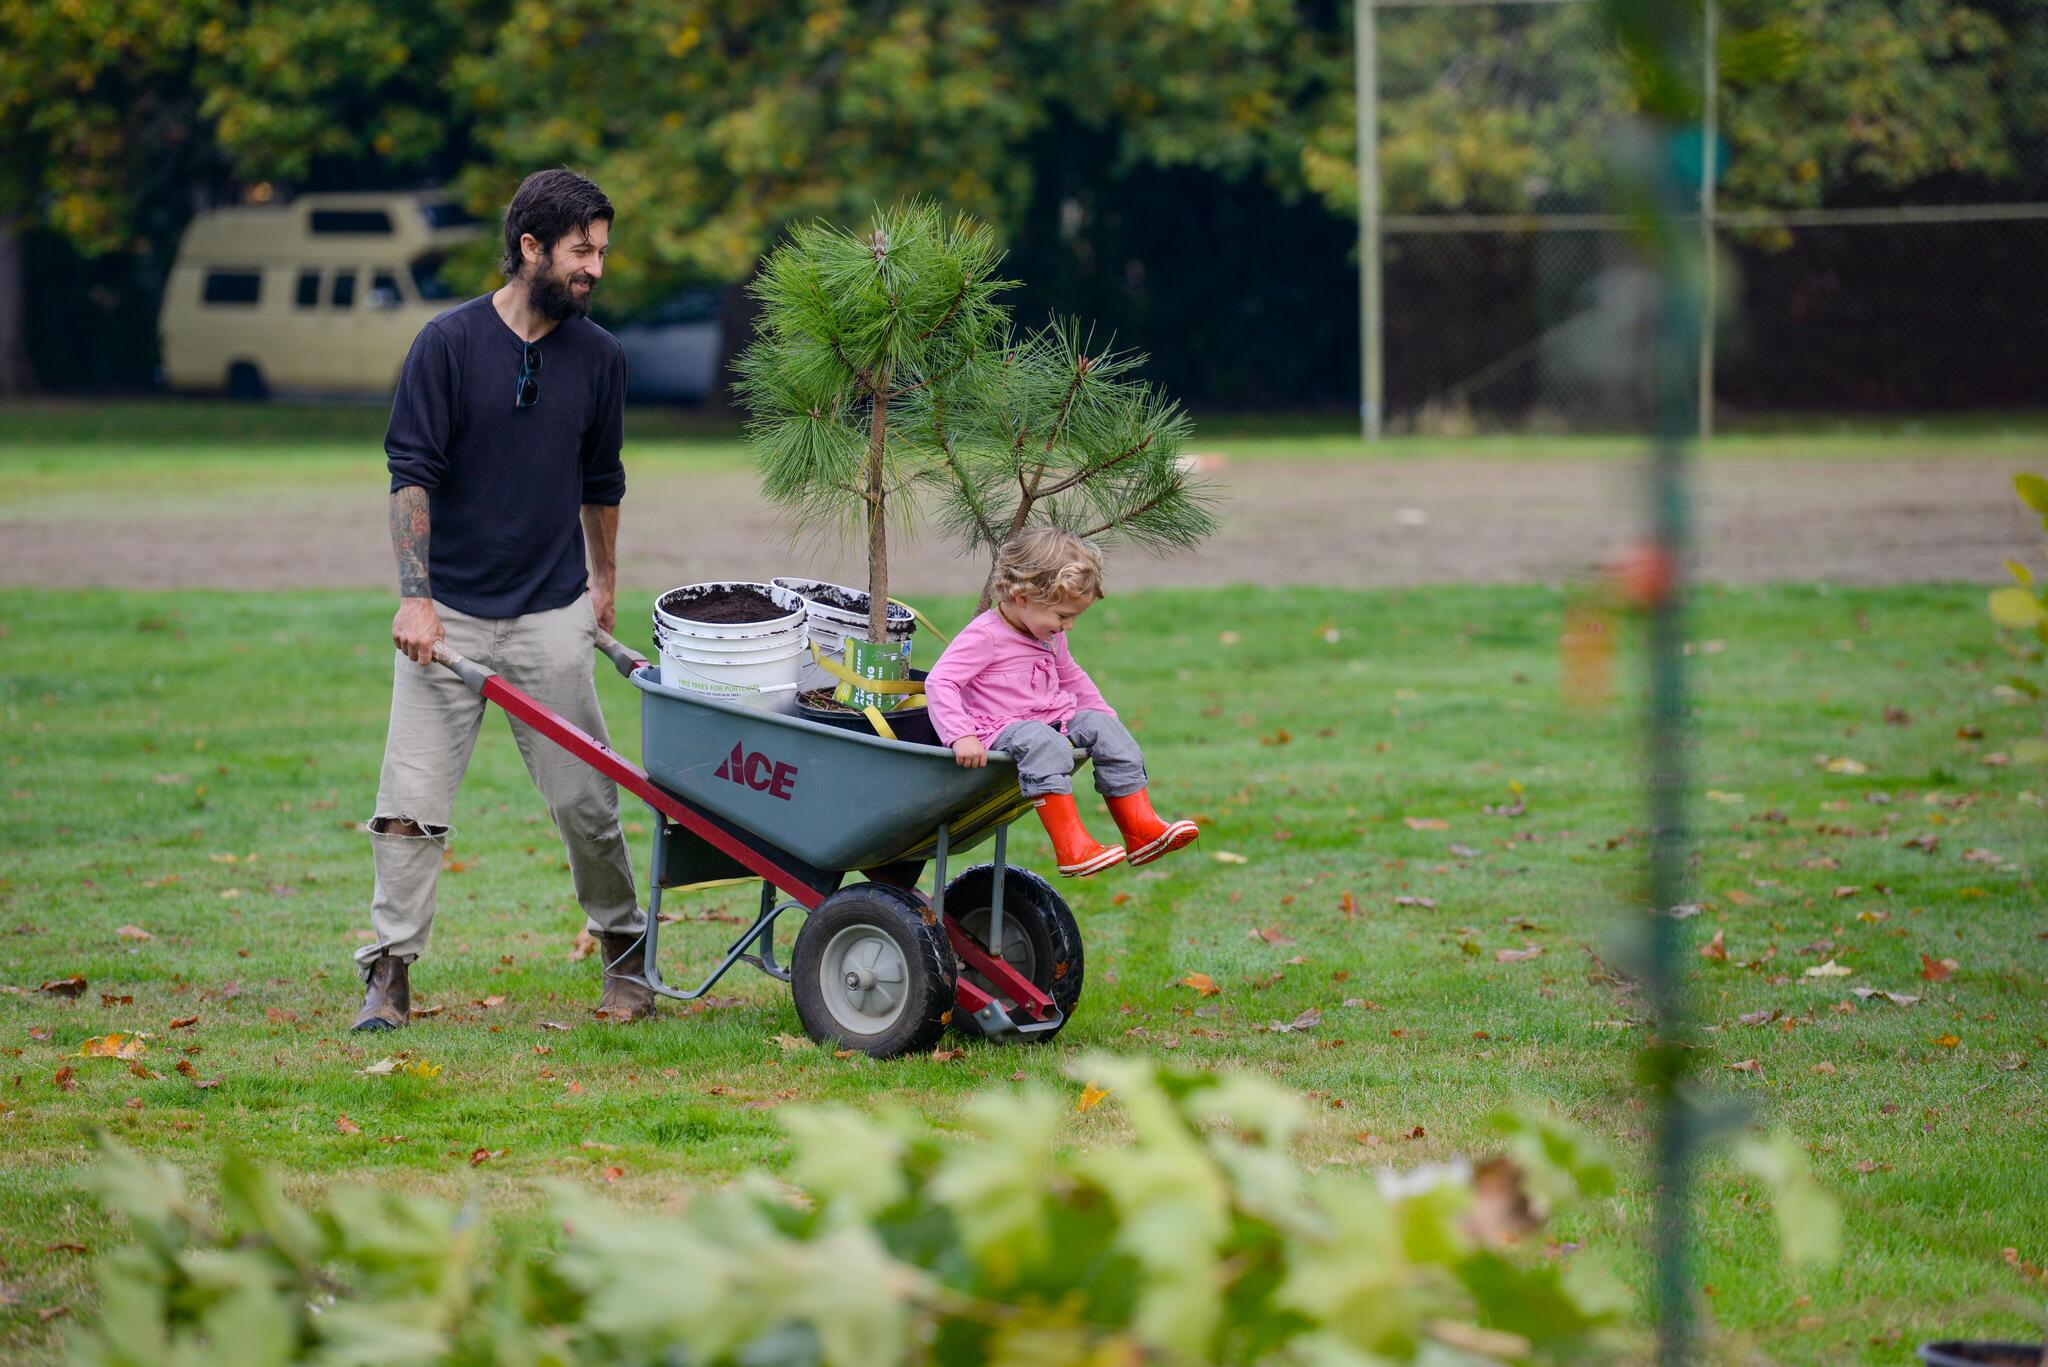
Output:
[990,710,1148,800]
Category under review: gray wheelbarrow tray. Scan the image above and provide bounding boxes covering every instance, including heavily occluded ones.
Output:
[430,632,1082,1043]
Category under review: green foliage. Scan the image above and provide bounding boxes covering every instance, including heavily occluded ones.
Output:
[1987,473,2048,761]
[736,202,1217,627]
[70,1059,1654,1365]
[0,0,487,251]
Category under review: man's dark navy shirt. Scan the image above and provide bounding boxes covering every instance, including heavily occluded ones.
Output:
[385,294,627,619]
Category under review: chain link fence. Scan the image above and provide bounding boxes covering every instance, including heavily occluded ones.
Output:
[1367,0,2048,434]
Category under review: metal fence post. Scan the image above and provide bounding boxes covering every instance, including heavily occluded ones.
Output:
[1699,0,1718,443]
[1355,0,1384,441]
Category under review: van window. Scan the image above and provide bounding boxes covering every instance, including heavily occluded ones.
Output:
[420,202,477,229]
[310,209,393,235]
[370,273,403,309]
[410,253,456,301]
[295,270,321,308]
[203,271,262,306]
[331,271,357,309]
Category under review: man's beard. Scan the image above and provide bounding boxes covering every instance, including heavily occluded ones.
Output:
[530,265,595,321]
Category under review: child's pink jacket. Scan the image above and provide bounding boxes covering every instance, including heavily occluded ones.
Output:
[923,610,1117,747]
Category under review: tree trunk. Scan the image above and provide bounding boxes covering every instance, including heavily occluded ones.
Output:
[865,373,892,645]
[0,219,33,395]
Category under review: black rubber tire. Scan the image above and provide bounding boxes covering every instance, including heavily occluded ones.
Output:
[226,361,268,401]
[790,881,957,1058]
[944,863,1084,1042]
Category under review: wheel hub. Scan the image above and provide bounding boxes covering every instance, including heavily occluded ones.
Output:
[819,925,908,1032]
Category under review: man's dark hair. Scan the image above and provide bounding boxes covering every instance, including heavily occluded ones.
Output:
[500,169,614,279]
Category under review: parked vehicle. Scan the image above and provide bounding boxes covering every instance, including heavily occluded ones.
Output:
[609,288,723,403]
[159,191,480,399]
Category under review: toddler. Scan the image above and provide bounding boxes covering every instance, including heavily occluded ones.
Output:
[924,528,1198,876]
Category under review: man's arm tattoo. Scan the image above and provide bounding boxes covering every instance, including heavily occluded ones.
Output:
[391,486,431,598]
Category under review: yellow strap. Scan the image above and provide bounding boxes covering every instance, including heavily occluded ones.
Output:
[807,640,924,694]
[888,598,953,647]
[861,705,897,741]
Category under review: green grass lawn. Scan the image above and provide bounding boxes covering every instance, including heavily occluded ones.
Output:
[2,581,2044,1363]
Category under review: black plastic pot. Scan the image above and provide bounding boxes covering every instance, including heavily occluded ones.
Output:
[1916,1343,2043,1366]
[795,669,939,746]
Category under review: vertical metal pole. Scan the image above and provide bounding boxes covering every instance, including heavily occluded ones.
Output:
[1697,0,1718,443]
[1648,145,1702,1367]
[989,825,1008,957]
[1355,0,1384,441]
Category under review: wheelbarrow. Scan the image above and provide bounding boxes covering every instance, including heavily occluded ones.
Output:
[430,631,1083,1059]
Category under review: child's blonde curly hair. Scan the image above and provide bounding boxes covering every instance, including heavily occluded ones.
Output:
[992,527,1106,606]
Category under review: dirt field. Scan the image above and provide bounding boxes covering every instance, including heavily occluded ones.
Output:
[2,455,2040,592]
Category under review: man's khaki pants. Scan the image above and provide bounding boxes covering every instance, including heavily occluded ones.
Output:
[354,593,643,976]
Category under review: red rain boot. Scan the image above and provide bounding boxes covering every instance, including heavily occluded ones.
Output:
[1104,789,1200,866]
[1033,793,1125,877]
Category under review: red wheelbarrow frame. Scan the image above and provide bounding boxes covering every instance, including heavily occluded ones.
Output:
[430,637,1057,1033]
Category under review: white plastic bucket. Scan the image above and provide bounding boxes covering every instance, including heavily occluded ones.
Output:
[651,582,808,709]
[771,578,915,684]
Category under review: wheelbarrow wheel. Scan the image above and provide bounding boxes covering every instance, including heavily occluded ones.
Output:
[791,882,957,1058]
[945,864,1084,1042]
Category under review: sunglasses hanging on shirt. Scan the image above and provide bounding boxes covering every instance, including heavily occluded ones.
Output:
[515,343,543,409]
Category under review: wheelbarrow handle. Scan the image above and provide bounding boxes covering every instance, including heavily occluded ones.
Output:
[429,640,495,693]
[594,628,649,678]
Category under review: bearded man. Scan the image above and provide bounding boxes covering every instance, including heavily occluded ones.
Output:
[352,168,654,1030]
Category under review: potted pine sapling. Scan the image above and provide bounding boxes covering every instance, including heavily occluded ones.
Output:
[736,202,1009,725]
[907,316,1219,614]
[738,201,1218,736]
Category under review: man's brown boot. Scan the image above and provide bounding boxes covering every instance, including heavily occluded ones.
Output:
[595,931,656,1022]
[351,954,411,1032]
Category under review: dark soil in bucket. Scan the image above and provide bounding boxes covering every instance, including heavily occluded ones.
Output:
[804,585,914,623]
[1918,1345,2044,1367]
[659,584,786,625]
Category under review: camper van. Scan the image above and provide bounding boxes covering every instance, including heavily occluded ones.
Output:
[159,191,481,398]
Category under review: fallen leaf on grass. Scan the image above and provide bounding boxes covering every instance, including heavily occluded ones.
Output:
[1725,1059,1763,1074]
[52,1065,77,1091]
[1405,1125,1426,1140]
[1961,848,2004,865]
[1819,756,1869,775]
[173,1060,219,1089]
[772,1033,811,1052]
[44,1242,87,1254]
[1804,959,1853,978]
[335,1114,362,1136]
[1247,927,1295,945]
[1699,930,1727,963]
[1211,851,1248,865]
[1076,1083,1109,1112]
[128,1062,159,1080]
[1850,988,1920,1006]
[1494,946,1544,963]
[1267,1008,1323,1034]
[1340,890,1358,918]
[1111,893,1131,906]
[266,1007,296,1024]
[1902,834,1939,853]
[469,1148,506,1167]
[168,1016,198,1030]
[930,1046,967,1063]
[1403,817,1450,832]
[538,1021,572,1032]
[114,925,153,941]
[1930,1034,1961,1049]
[360,1057,401,1076]
[473,995,507,1009]
[38,1307,67,1324]
[1393,895,1436,909]
[39,976,87,998]
[1831,886,1861,900]
[409,1005,443,1020]
[1180,973,1221,997]
[1919,956,1958,982]
[78,1033,147,1060]
[1739,1009,1782,1027]
[602,1166,624,1183]
[567,929,599,962]
[1811,1062,1837,1076]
